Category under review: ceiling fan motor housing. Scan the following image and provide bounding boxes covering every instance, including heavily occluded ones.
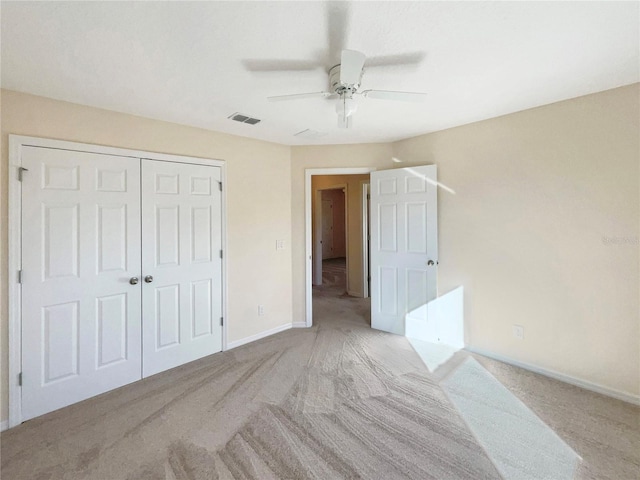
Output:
[329,64,361,94]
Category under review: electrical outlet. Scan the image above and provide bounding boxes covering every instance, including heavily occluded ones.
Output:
[258,305,265,316]
[276,239,285,250]
[513,324,524,340]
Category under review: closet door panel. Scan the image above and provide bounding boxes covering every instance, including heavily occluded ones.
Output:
[21,147,142,421]
[141,160,222,377]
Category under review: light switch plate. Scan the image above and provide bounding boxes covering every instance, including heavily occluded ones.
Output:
[513,325,524,340]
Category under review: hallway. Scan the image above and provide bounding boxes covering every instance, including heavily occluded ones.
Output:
[313,258,371,327]
[320,257,347,288]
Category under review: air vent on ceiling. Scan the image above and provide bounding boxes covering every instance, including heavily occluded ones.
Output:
[228,112,261,125]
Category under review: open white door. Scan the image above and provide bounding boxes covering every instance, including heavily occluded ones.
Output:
[141,160,223,377]
[370,166,438,335]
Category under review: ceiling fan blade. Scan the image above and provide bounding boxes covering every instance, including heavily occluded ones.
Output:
[340,50,366,85]
[267,92,331,102]
[242,59,320,72]
[326,2,350,65]
[365,51,426,69]
[362,90,427,102]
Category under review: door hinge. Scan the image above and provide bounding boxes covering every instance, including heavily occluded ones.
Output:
[367,194,370,200]
[220,317,224,326]
[219,182,223,192]
[18,372,22,386]
[219,250,223,259]
[17,270,23,284]
[18,167,28,182]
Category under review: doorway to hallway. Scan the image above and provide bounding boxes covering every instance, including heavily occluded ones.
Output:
[304,165,439,335]
[310,171,372,327]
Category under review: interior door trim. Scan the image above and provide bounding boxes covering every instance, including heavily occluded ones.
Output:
[7,135,227,429]
[304,167,376,328]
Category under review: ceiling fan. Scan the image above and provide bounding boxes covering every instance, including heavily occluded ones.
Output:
[243,3,427,129]
[267,49,427,128]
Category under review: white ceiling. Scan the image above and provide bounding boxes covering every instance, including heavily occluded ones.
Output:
[2,1,638,146]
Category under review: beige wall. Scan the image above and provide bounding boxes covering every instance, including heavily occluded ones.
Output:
[0,90,293,422]
[1,84,638,424]
[293,84,640,398]
[393,84,639,397]
[312,174,370,295]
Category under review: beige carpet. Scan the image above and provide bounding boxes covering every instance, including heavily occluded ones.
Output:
[442,357,580,479]
[1,279,501,479]
[321,257,347,288]
[2,271,638,479]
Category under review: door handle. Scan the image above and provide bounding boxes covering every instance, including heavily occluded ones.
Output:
[427,260,435,266]
[129,277,139,285]
[144,275,154,283]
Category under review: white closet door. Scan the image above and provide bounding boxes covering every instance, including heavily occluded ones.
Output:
[141,160,223,377]
[21,147,142,421]
[370,165,438,335]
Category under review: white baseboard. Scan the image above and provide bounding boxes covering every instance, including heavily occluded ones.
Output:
[1,420,8,432]
[226,323,292,350]
[292,322,308,328]
[467,347,640,406]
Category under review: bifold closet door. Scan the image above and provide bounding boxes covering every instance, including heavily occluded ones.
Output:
[21,147,142,421]
[141,160,223,377]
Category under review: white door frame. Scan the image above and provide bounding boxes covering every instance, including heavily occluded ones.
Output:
[304,167,375,327]
[314,184,347,285]
[361,181,370,298]
[8,135,228,429]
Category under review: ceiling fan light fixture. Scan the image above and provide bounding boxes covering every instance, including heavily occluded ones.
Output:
[335,95,358,117]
